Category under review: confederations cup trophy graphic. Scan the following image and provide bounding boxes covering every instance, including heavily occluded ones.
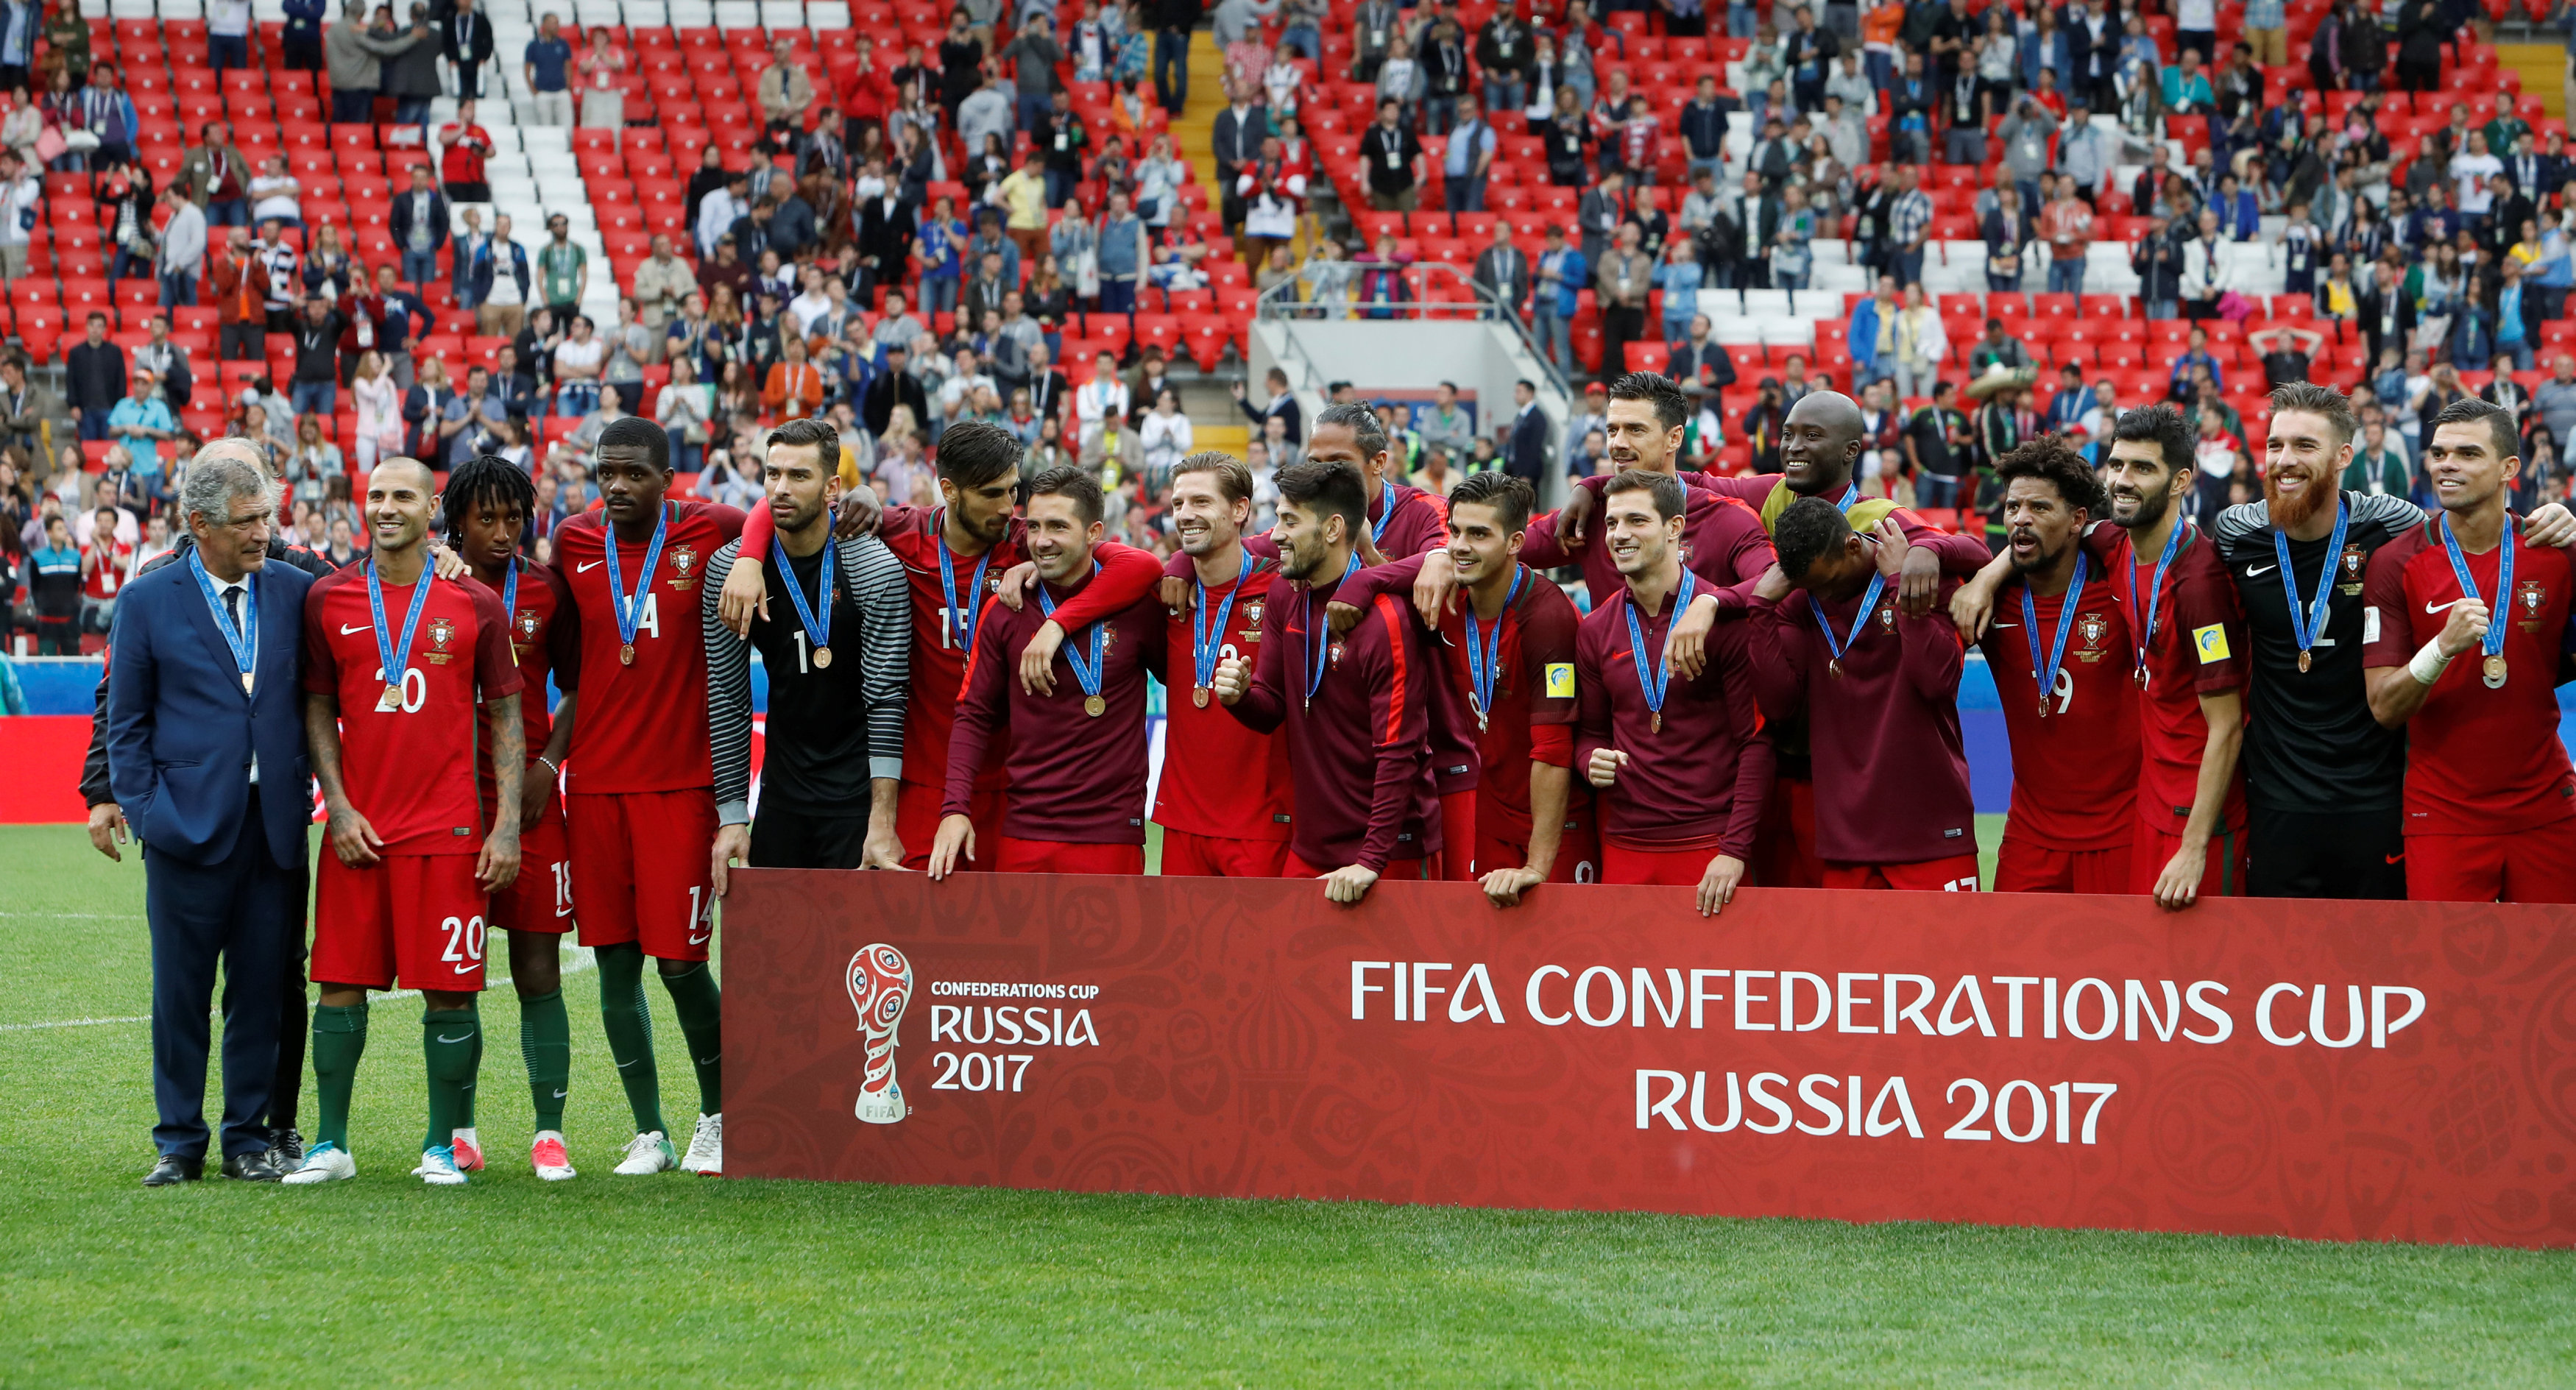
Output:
[847,944,915,1124]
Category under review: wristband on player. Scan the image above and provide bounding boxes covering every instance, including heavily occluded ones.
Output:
[2407,639,2453,687]
[535,756,561,776]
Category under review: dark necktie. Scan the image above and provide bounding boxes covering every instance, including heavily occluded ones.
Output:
[224,585,242,629]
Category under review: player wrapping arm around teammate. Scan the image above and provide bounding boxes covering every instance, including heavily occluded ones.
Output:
[1211,459,1443,902]
[931,466,1169,876]
[548,416,743,1178]
[286,458,523,1188]
[1574,469,1774,915]
[1153,452,1298,878]
[706,417,911,878]
[443,453,587,1180]
[2363,397,2576,903]
[1749,497,1981,891]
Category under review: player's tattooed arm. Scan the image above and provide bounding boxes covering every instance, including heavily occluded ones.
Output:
[305,691,384,868]
[479,692,524,893]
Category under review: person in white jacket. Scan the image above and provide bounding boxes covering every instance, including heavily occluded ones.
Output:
[1138,386,1192,492]
[2180,208,2234,320]
[1892,283,1947,402]
[1074,350,1130,451]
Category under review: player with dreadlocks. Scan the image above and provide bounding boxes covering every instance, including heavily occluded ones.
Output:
[444,454,588,1180]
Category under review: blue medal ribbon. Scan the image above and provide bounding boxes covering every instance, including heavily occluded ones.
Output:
[1808,570,1889,676]
[603,501,670,656]
[1624,567,1696,732]
[2019,551,2088,719]
[1370,486,1395,545]
[498,559,523,667]
[1305,553,1362,709]
[1465,564,1526,729]
[1192,547,1252,692]
[2438,512,2514,682]
[1035,560,1106,708]
[936,510,993,653]
[772,535,835,658]
[365,557,434,706]
[186,550,257,693]
[1836,483,1860,510]
[2273,497,2349,673]
[2129,520,2187,681]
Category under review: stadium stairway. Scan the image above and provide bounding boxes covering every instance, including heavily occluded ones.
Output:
[2497,43,2567,121]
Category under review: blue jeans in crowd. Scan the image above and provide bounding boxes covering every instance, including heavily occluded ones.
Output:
[1535,306,1573,377]
[208,32,249,71]
[556,381,599,417]
[1016,90,1051,132]
[1728,2,1757,36]
[1484,77,1525,115]
[2047,259,2087,298]
[206,198,250,227]
[666,430,701,475]
[400,249,440,286]
[1153,29,1189,110]
[1277,22,1320,59]
[158,272,197,308]
[2497,337,2536,371]
[1443,176,1485,213]
[1891,249,1924,290]
[291,380,337,417]
[919,274,958,316]
[1916,472,1962,508]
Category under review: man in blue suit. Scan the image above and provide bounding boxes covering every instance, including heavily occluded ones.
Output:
[107,443,316,1185]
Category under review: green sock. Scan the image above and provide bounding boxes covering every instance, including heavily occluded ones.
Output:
[463,1023,483,1130]
[595,943,666,1136]
[310,1002,368,1152]
[421,1007,481,1152]
[520,987,572,1133]
[662,961,723,1116]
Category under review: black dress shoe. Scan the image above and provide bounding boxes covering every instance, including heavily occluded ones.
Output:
[267,1128,305,1171]
[221,1150,284,1182]
[144,1154,205,1186]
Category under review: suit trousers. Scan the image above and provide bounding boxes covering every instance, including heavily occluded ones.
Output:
[145,784,295,1160]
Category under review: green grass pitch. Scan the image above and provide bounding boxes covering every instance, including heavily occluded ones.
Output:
[5,820,2574,1385]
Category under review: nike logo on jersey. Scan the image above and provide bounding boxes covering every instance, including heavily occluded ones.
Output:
[435,1032,473,1043]
[1990,620,2019,628]
[339,623,370,635]
[577,559,605,572]
[553,1089,569,1099]
[2425,598,2460,613]
[2245,564,2277,577]
[696,1054,721,1065]
[687,930,712,945]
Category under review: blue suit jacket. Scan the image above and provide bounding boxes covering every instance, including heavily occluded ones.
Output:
[105,557,314,869]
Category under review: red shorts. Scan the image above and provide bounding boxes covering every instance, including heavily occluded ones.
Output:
[566,789,719,962]
[1603,840,1725,887]
[2407,820,2576,904]
[1753,775,1822,888]
[2129,818,2249,898]
[1158,827,1291,877]
[313,853,489,992]
[489,813,575,935]
[1819,854,1982,893]
[1284,851,1429,881]
[995,837,1147,874]
[1438,790,1477,882]
[1995,834,2134,895]
[899,780,1002,873]
[1473,817,1602,884]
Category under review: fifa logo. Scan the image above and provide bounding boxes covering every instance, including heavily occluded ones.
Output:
[848,944,915,1124]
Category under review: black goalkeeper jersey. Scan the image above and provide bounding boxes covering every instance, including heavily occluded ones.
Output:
[2211,490,2420,815]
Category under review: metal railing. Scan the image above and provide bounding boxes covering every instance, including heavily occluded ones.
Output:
[1253,260,1573,403]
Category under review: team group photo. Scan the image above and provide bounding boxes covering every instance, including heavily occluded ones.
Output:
[7,0,2575,1375]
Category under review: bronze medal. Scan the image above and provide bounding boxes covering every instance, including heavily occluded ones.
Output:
[1192,686,1209,708]
[1828,658,1844,679]
[2296,650,2311,674]
[812,645,832,670]
[2037,697,2050,719]
[2484,653,2508,688]
[620,642,637,666]
[1083,695,1106,717]
[2133,667,2149,690]
[378,684,402,712]
[1650,711,1662,734]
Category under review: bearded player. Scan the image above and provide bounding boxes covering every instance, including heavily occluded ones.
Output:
[721,421,1161,870]
[549,416,740,1177]
[1971,439,2142,894]
[1211,459,1442,901]
[1303,401,1477,880]
[707,418,910,883]
[2363,398,2576,903]
[443,453,586,1179]
[286,458,522,1188]
[1334,472,1595,898]
[1577,470,1774,915]
[1154,453,1295,877]
[933,466,1167,876]
[1749,499,1981,891]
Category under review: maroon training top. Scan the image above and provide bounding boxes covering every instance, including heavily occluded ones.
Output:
[1522,483,1778,610]
[1224,563,1441,870]
[1575,575,1775,856]
[944,566,1168,845]
[1745,580,1976,865]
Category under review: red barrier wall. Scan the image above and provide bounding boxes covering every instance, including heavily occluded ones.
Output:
[723,872,2576,1248]
[0,716,94,823]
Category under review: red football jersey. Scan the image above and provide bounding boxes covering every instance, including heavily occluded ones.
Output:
[1433,564,1582,843]
[868,504,1161,792]
[551,499,745,794]
[1977,560,2142,851]
[475,559,583,821]
[2125,525,2251,835]
[302,566,521,854]
[2363,519,2576,835]
[82,539,132,601]
[1155,551,1296,843]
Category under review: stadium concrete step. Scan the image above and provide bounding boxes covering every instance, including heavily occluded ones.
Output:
[1194,423,1250,456]
[2496,43,2566,121]
[1175,31,1228,198]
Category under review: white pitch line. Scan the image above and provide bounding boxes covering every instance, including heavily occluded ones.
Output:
[0,912,145,921]
[0,948,599,1034]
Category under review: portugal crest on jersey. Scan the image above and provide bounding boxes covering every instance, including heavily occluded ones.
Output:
[1328,639,1348,667]
[2076,611,2108,661]
[427,616,456,663]
[668,545,699,589]
[2518,578,2547,616]
[1877,604,1897,632]
[2340,544,2366,582]
[516,609,543,642]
